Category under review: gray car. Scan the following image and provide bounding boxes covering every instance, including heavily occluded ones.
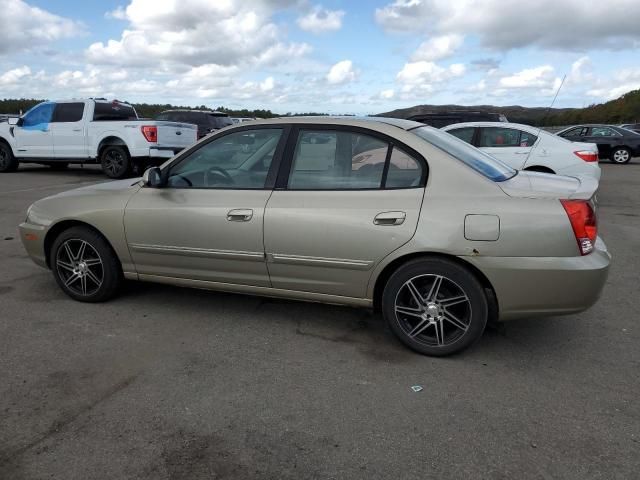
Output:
[19,118,610,356]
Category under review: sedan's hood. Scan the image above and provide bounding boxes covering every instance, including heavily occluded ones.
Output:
[499,171,597,200]
[49,178,141,199]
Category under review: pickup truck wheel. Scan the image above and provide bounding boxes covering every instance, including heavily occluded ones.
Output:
[101,146,131,179]
[0,142,18,172]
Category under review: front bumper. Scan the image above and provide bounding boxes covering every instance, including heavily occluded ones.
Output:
[19,222,48,269]
[467,237,611,321]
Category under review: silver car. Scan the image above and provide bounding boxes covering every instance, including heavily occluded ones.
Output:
[19,118,611,356]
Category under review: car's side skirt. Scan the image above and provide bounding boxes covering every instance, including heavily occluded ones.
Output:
[135,273,372,308]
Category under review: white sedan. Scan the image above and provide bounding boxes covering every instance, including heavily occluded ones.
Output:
[442,122,601,181]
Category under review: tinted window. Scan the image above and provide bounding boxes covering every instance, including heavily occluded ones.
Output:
[479,127,521,147]
[411,126,516,182]
[209,115,233,129]
[589,126,618,137]
[22,102,55,129]
[52,103,84,122]
[385,147,423,188]
[448,127,475,144]
[561,127,586,137]
[93,102,137,121]
[288,130,388,190]
[519,131,538,147]
[156,113,169,121]
[167,128,282,189]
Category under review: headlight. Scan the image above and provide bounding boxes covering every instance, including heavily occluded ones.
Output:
[25,204,48,225]
[25,205,33,223]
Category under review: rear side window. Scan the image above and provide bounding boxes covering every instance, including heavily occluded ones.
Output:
[478,127,521,147]
[447,127,475,144]
[519,131,538,147]
[209,115,233,129]
[93,102,137,121]
[589,126,618,137]
[385,147,423,188]
[561,127,586,137]
[52,103,84,122]
[412,126,516,182]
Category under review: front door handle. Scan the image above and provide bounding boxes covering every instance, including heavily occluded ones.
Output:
[374,211,406,226]
[72,128,82,132]
[227,209,253,222]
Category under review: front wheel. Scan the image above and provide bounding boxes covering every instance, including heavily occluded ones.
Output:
[101,145,131,178]
[611,147,631,164]
[382,258,488,356]
[50,226,122,302]
[0,142,18,172]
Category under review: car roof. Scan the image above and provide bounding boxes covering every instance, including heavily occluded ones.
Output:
[441,121,546,133]
[161,110,227,115]
[238,116,425,131]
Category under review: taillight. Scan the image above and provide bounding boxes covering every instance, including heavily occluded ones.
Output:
[574,150,598,162]
[141,125,158,142]
[560,199,597,255]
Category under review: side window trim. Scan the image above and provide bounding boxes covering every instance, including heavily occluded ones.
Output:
[162,124,291,190]
[275,124,428,191]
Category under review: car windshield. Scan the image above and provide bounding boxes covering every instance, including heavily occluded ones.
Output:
[411,126,517,182]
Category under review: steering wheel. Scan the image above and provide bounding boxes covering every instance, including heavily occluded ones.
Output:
[204,166,234,187]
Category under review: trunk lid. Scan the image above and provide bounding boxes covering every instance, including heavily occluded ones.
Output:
[498,171,598,200]
[155,121,197,148]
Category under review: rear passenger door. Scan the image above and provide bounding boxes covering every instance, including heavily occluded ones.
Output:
[263,126,427,299]
[50,102,87,158]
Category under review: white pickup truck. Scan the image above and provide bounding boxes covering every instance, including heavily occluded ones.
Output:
[0,98,197,178]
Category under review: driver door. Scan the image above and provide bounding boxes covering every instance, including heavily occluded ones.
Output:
[124,127,287,287]
[13,102,55,157]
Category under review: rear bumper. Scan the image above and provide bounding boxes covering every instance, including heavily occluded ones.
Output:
[18,222,48,269]
[466,237,611,321]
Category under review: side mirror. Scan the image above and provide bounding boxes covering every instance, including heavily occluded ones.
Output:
[8,117,19,126]
[142,166,163,188]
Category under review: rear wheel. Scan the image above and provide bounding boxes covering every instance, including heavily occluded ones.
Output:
[611,147,631,164]
[50,226,122,302]
[0,142,18,172]
[100,145,131,178]
[382,258,488,356]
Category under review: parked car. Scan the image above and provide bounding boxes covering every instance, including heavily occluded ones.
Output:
[442,122,600,180]
[404,111,508,128]
[0,99,197,178]
[156,110,233,139]
[556,124,640,164]
[19,118,610,356]
[619,123,640,134]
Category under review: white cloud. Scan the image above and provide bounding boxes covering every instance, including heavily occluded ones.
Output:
[327,60,357,85]
[376,0,640,51]
[0,0,83,55]
[499,65,558,88]
[397,61,465,85]
[90,0,309,69]
[379,89,395,99]
[0,66,31,85]
[297,5,345,33]
[587,68,640,100]
[411,34,464,62]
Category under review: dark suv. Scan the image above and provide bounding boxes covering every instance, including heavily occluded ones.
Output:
[156,110,233,139]
[406,111,508,128]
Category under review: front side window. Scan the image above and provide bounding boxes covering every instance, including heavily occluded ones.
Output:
[166,128,283,189]
[479,127,521,147]
[288,130,388,190]
[22,102,55,130]
[52,103,85,123]
[411,126,516,182]
[447,127,475,144]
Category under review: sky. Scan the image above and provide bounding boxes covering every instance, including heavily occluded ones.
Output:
[1,0,639,114]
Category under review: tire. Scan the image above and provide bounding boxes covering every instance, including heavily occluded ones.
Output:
[49,226,122,302]
[610,147,631,164]
[0,142,18,172]
[100,145,131,179]
[382,258,488,356]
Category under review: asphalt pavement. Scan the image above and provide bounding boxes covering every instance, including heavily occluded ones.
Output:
[0,162,638,479]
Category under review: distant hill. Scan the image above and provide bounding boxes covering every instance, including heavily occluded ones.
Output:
[377,89,640,126]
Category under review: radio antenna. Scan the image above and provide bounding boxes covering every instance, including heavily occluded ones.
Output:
[524,74,566,166]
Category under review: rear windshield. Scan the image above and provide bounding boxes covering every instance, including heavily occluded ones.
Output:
[93,102,138,121]
[209,114,233,129]
[411,126,516,182]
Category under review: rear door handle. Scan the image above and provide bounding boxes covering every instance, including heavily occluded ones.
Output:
[227,209,253,222]
[374,211,406,226]
[72,128,82,132]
